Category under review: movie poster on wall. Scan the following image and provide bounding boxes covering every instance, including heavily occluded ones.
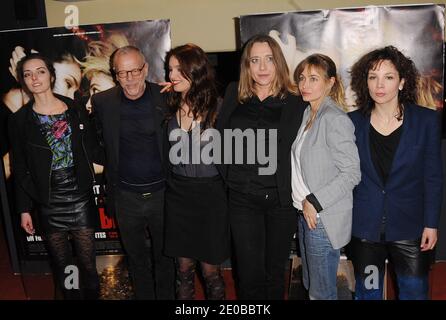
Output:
[239,4,444,110]
[0,19,171,258]
[240,4,446,261]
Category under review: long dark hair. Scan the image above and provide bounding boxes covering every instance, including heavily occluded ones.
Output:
[165,43,218,129]
[350,46,419,117]
[16,53,56,97]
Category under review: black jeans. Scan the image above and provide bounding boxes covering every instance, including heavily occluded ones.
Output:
[115,187,175,300]
[229,188,297,300]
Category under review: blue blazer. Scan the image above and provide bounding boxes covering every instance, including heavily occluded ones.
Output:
[348,104,442,242]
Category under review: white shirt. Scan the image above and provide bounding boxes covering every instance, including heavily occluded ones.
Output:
[291,125,310,211]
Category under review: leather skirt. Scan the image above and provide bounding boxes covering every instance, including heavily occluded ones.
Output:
[38,166,95,234]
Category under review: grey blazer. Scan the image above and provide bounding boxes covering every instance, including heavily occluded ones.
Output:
[297,97,360,249]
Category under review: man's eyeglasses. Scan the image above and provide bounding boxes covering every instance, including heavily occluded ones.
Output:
[115,63,146,79]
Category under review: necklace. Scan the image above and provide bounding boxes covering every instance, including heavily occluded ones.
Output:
[373,110,402,127]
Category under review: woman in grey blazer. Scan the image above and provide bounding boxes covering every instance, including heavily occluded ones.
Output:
[291,54,361,299]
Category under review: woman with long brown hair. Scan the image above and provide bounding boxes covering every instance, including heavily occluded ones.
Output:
[163,43,229,300]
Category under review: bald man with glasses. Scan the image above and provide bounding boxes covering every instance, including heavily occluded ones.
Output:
[92,46,175,300]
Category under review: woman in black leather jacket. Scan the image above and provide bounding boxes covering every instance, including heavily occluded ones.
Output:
[8,53,101,299]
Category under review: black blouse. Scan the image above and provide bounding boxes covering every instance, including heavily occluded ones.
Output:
[226,95,283,194]
[369,124,403,185]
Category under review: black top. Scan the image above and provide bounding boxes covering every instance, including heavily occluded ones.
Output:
[118,89,164,193]
[167,116,219,178]
[370,123,403,240]
[92,82,167,217]
[369,124,403,185]
[226,95,283,194]
[217,82,306,207]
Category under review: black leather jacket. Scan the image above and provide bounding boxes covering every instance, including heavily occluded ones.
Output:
[8,94,102,214]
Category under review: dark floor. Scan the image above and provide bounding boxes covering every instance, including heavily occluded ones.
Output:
[1,219,445,300]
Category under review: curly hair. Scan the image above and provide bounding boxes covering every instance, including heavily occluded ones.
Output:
[350,46,419,117]
[165,43,218,129]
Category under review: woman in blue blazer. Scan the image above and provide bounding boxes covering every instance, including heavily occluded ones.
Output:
[348,46,442,300]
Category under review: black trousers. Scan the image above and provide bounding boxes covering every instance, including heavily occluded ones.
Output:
[349,237,432,299]
[229,188,297,300]
[115,187,175,300]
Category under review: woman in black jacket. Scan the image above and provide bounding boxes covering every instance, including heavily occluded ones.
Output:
[217,35,306,299]
[8,53,101,299]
